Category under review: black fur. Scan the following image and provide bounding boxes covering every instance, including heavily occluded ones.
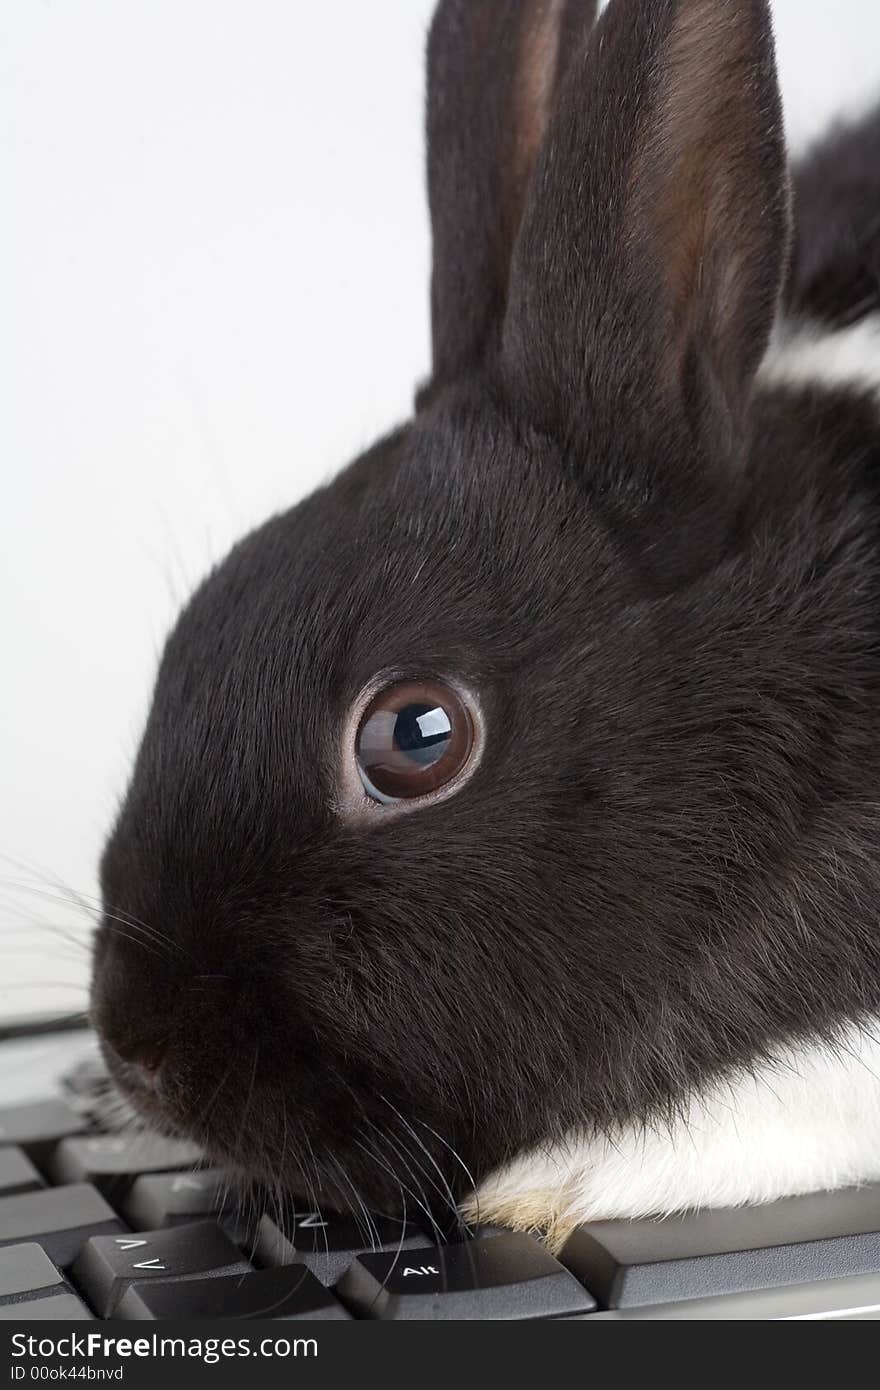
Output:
[788,101,880,329]
[92,0,880,1219]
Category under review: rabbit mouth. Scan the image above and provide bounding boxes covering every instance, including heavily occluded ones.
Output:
[97,1040,192,1140]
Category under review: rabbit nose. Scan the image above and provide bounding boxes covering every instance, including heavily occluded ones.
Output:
[107,1039,166,1090]
[129,1053,164,1091]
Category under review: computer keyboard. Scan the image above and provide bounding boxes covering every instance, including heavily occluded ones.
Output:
[0,1030,878,1320]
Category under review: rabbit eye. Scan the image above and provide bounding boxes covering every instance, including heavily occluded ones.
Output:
[355,679,475,804]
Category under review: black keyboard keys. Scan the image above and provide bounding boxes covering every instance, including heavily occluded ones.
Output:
[0,1293,92,1320]
[588,1271,880,1319]
[122,1169,229,1228]
[0,1243,64,1301]
[0,1242,91,1319]
[559,1182,880,1307]
[337,1232,595,1319]
[49,1133,203,1197]
[0,1100,85,1160]
[255,1209,428,1285]
[72,1220,250,1317]
[0,1183,124,1266]
[117,1265,351,1320]
[60,1053,112,1099]
[251,1214,297,1266]
[0,1146,44,1196]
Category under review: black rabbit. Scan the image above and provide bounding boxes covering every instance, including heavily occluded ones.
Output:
[91,0,880,1244]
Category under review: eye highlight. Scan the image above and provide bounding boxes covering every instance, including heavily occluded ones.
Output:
[355,679,475,804]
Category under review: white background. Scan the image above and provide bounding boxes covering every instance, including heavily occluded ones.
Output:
[2,0,879,1019]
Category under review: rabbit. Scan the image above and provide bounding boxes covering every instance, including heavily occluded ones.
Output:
[90,0,880,1249]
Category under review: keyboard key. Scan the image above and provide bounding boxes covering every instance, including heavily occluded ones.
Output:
[255,1209,428,1285]
[559,1183,880,1307]
[0,1146,44,1196]
[90,1092,141,1134]
[71,1220,250,1317]
[60,1052,109,1095]
[450,1223,506,1242]
[0,1184,124,1267]
[337,1232,596,1319]
[0,1100,85,1160]
[59,1052,140,1129]
[588,1271,880,1319]
[49,1132,203,1197]
[117,1265,352,1320]
[0,1293,93,1320]
[122,1169,230,1228]
[0,1243,64,1301]
[251,1214,296,1266]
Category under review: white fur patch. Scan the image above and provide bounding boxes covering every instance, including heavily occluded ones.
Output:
[465,1022,880,1247]
[760,315,880,398]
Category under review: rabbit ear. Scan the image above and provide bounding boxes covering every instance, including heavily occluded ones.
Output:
[501,0,791,565]
[419,0,599,406]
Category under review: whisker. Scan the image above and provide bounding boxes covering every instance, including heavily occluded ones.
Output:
[0,856,126,931]
[413,1114,481,1225]
[293,1115,331,1265]
[324,1151,380,1253]
[351,1132,442,1244]
[371,1126,447,1244]
[379,1093,463,1227]
[0,861,187,961]
[0,880,175,962]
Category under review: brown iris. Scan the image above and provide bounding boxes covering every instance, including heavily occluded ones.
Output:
[355,679,475,803]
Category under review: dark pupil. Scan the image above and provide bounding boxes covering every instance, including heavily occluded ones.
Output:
[394,703,452,768]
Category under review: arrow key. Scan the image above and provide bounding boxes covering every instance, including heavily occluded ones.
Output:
[71,1221,250,1317]
[117,1266,351,1320]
